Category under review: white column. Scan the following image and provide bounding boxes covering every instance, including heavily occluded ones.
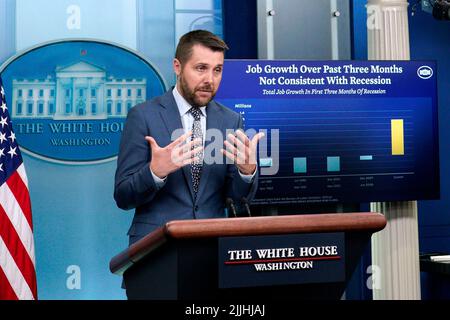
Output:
[44,87,49,116]
[98,80,105,117]
[367,0,421,300]
[32,88,37,117]
[55,77,62,117]
[367,0,410,60]
[257,0,275,59]
[72,78,76,116]
[87,78,92,116]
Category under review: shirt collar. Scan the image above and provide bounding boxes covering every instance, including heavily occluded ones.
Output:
[172,86,207,117]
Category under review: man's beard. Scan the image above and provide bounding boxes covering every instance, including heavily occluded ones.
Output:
[179,75,215,108]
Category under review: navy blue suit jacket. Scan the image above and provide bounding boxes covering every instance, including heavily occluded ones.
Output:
[114,90,258,245]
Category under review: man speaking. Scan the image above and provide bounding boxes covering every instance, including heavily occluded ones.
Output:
[114,30,264,245]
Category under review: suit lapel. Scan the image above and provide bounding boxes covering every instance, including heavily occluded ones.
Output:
[196,101,224,201]
[158,91,195,202]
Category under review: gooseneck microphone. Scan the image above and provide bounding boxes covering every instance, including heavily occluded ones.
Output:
[225,198,237,218]
[241,197,252,217]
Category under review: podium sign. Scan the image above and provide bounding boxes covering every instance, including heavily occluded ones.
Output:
[110,213,386,300]
[218,233,345,289]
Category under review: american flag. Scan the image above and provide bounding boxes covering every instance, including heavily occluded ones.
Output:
[0,77,37,300]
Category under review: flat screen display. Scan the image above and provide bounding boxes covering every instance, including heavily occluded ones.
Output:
[215,60,439,205]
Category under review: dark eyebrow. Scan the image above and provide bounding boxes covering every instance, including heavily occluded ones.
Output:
[193,63,223,69]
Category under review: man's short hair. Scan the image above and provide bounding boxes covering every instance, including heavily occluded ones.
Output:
[175,30,229,64]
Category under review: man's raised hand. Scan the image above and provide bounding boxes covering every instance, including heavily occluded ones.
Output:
[221,130,265,175]
[146,131,203,179]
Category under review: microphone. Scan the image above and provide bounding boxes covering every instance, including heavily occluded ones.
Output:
[226,198,237,218]
[241,197,252,217]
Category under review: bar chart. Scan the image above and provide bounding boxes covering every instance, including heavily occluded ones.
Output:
[217,95,436,204]
[216,60,439,204]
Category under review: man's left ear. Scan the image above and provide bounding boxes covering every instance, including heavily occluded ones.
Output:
[173,58,182,76]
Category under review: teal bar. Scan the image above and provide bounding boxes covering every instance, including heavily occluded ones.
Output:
[360,155,373,161]
[259,158,273,167]
[327,156,340,172]
[293,157,307,173]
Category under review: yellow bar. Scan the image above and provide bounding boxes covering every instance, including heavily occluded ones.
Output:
[391,119,404,155]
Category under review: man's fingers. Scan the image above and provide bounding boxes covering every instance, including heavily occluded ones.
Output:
[227,133,247,152]
[169,130,193,148]
[173,138,199,156]
[233,131,265,160]
[226,136,250,162]
[173,145,203,162]
[226,140,247,164]
[174,139,202,158]
[185,146,203,160]
[181,156,201,166]
[235,130,250,148]
[251,132,266,147]
[221,148,236,162]
[145,136,159,150]
[224,140,237,155]
[183,138,203,152]
[221,147,247,164]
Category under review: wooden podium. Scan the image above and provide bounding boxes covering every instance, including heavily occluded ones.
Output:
[110,212,386,300]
